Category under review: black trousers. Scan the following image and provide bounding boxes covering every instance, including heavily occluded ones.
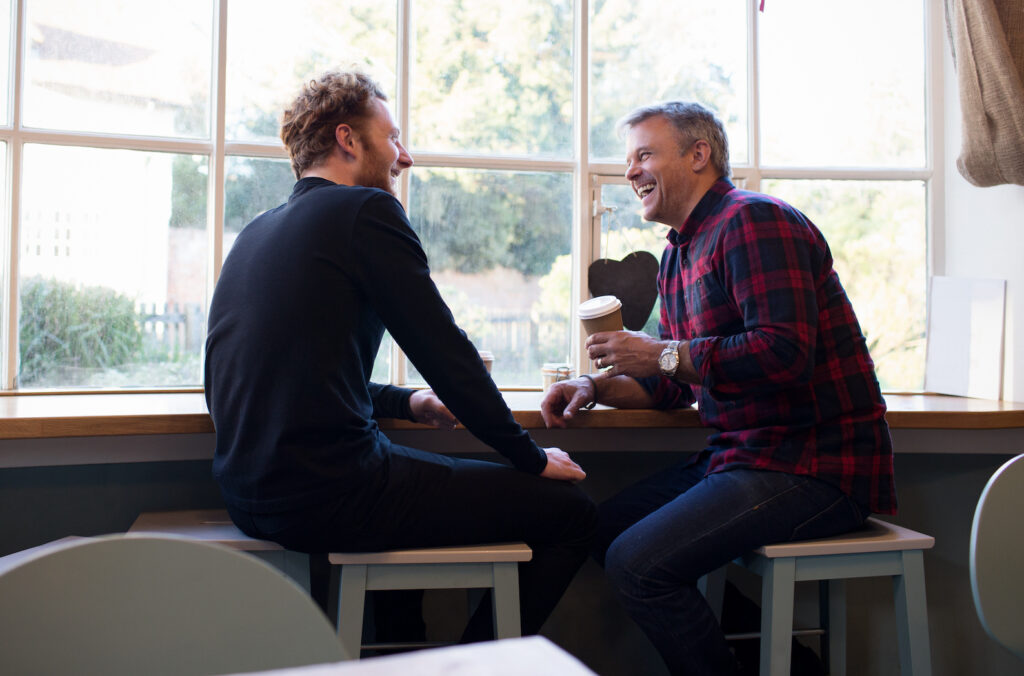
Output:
[226,444,597,637]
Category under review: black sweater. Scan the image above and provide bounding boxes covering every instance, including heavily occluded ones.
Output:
[205,178,546,512]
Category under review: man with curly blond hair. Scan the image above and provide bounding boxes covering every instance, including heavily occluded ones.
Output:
[205,70,596,644]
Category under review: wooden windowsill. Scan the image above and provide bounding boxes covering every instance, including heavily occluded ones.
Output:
[0,391,1022,440]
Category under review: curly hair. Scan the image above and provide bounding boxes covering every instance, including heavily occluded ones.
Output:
[280,70,388,179]
[617,101,731,179]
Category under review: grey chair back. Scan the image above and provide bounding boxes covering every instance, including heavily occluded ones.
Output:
[0,534,345,675]
[970,453,1024,661]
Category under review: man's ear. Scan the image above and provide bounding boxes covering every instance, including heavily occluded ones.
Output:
[335,123,358,161]
[691,139,712,172]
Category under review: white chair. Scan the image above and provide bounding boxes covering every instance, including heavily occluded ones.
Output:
[970,453,1024,661]
[0,534,346,675]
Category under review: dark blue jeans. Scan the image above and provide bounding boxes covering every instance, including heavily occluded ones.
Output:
[226,444,596,638]
[593,452,869,676]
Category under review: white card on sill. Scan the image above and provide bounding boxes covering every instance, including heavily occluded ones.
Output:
[924,275,1006,400]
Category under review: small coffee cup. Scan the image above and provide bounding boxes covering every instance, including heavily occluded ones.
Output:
[578,295,624,336]
[478,350,494,373]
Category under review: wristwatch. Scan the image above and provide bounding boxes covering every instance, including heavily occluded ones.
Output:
[658,340,681,378]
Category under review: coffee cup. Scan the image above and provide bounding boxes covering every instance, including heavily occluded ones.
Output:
[478,350,494,373]
[541,363,575,392]
[578,295,624,336]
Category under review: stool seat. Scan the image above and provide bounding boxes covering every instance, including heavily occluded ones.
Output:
[129,509,284,551]
[329,542,532,565]
[754,518,935,558]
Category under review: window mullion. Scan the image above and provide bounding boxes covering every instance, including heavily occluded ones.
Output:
[208,0,228,292]
[575,0,591,375]
[748,0,762,193]
[3,0,26,389]
[392,0,411,386]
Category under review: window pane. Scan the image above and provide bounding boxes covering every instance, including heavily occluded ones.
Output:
[226,0,396,144]
[589,0,748,163]
[759,0,925,167]
[761,179,926,391]
[411,0,573,156]
[408,169,573,387]
[18,144,207,388]
[23,0,212,138]
[223,156,294,255]
[0,0,10,125]
[598,183,667,337]
[0,142,5,374]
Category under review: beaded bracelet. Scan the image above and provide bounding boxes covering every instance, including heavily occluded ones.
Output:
[579,374,598,410]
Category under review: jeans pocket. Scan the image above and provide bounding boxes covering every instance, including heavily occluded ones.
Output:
[789,492,868,542]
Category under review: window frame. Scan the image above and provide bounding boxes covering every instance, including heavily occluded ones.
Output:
[0,0,943,391]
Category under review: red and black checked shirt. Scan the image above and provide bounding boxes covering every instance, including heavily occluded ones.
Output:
[642,179,896,514]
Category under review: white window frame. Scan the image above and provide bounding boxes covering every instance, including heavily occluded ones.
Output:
[0,0,943,390]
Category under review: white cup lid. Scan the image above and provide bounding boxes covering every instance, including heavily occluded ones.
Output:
[578,295,622,319]
[477,350,494,360]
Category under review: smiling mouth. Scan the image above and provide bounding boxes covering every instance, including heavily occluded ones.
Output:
[636,183,655,199]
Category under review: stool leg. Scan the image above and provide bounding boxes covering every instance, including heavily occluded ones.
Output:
[281,550,312,593]
[894,550,932,676]
[760,557,796,676]
[491,561,522,639]
[698,565,727,623]
[337,564,369,660]
[826,579,846,676]
[251,550,311,593]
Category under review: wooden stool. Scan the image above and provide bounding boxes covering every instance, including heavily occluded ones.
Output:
[128,509,311,592]
[329,542,532,660]
[701,517,934,676]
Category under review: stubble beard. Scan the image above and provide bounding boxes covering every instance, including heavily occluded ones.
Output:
[359,161,398,196]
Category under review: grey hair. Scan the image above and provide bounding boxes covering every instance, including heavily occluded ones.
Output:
[617,101,731,178]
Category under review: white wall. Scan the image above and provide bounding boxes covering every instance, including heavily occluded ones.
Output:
[943,40,1024,402]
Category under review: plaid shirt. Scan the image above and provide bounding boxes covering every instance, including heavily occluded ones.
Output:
[643,178,896,514]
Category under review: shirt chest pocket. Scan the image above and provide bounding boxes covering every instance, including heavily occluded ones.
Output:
[683,263,741,338]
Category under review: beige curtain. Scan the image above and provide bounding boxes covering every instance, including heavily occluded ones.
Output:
[945,0,1024,187]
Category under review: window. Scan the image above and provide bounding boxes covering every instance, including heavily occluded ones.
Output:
[0,0,933,392]
[592,0,929,390]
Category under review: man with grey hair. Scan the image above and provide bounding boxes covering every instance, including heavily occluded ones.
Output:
[542,101,895,675]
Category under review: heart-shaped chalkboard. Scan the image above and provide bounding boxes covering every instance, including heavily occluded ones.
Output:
[588,251,659,330]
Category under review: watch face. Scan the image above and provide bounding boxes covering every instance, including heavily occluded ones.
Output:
[659,348,678,373]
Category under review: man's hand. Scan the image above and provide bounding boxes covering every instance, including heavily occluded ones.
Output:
[540,378,597,429]
[586,330,665,378]
[408,389,459,430]
[539,447,586,483]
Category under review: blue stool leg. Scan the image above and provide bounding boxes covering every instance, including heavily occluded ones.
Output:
[337,564,368,660]
[252,550,312,593]
[827,578,847,676]
[760,557,796,676]
[894,550,932,676]
[491,561,522,639]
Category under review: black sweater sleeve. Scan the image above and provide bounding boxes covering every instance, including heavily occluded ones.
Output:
[368,382,415,421]
[348,194,547,474]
